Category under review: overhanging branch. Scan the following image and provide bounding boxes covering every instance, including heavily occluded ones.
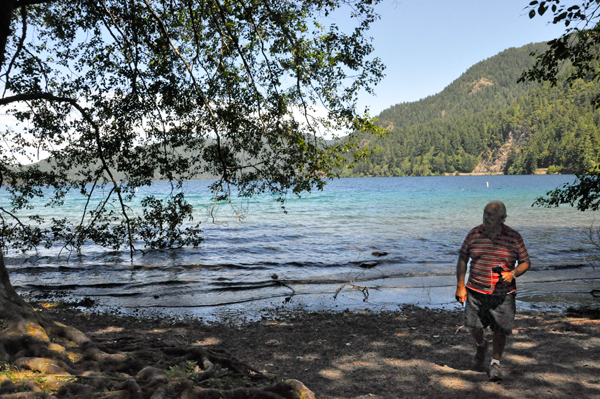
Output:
[0,92,137,257]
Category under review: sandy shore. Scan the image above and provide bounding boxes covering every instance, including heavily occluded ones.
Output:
[45,303,600,399]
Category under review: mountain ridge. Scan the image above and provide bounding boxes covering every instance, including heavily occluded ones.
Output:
[344,41,600,177]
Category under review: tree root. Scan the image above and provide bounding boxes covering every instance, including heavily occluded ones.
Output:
[0,303,315,398]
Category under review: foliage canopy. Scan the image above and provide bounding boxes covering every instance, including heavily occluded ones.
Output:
[0,0,385,254]
[521,0,600,211]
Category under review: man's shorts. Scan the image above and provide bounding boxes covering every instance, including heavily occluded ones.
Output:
[464,288,516,335]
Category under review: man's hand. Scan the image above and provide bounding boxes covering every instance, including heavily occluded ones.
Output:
[455,284,467,305]
[456,256,468,305]
[500,271,515,283]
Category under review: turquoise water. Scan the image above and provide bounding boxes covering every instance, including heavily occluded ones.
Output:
[4,175,600,320]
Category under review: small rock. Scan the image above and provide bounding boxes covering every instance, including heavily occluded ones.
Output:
[359,261,377,268]
[371,251,388,257]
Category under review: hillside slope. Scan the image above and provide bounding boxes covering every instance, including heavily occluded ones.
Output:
[346,42,600,177]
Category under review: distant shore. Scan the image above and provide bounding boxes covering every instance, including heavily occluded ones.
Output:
[451,168,551,176]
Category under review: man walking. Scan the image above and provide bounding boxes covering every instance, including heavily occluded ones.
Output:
[455,200,531,381]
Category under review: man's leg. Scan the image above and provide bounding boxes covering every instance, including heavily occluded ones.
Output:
[465,290,489,370]
[471,328,488,370]
[487,293,515,382]
[492,330,506,361]
[471,328,484,345]
[489,330,506,381]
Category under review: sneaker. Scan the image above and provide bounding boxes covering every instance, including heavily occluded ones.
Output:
[489,362,503,382]
[472,340,488,370]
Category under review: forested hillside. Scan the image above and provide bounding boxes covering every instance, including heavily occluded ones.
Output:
[345,42,600,177]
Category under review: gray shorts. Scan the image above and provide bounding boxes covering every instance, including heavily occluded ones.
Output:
[464,288,516,335]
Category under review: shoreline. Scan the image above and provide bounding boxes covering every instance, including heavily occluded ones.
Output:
[20,264,599,324]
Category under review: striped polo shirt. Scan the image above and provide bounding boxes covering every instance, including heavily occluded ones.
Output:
[459,224,529,295]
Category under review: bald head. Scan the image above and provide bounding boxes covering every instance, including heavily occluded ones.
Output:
[483,201,507,231]
[486,201,506,218]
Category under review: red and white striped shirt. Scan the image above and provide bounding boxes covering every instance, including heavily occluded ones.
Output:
[459,224,529,295]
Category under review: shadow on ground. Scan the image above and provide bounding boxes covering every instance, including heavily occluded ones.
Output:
[50,305,600,399]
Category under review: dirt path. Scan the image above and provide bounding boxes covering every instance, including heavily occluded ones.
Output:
[42,305,600,399]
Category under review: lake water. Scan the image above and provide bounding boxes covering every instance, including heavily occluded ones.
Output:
[4,175,600,321]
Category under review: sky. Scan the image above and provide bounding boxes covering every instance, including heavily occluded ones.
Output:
[340,0,569,115]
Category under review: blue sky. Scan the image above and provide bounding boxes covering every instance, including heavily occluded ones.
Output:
[345,0,568,115]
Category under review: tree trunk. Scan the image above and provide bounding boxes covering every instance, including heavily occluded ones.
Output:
[0,0,17,70]
[0,250,26,305]
[0,251,91,369]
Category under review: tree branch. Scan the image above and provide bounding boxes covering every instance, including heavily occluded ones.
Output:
[0,92,137,258]
[213,0,269,133]
[141,0,230,183]
[60,173,101,256]
[1,4,26,97]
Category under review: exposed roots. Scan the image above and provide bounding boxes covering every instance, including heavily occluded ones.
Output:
[0,300,314,399]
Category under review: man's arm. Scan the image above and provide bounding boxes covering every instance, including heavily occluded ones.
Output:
[501,258,531,283]
[455,255,468,304]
